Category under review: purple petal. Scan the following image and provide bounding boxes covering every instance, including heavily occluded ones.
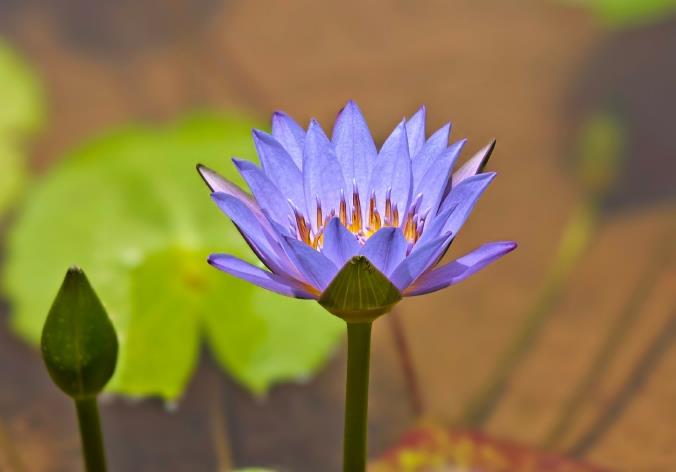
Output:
[389,233,453,291]
[412,202,457,250]
[332,100,376,218]
[369,120,412,216]
[281,236,339,291]
[404,241,517,296]
[303,119,348,229]
[233,159,293,230]
[415,139,466,219]
[452,140,496,186]
[439,172,496,236]
[271,111,305,168]
[252,130,305,210]
[208,254,317,299]
[211,192,290,276]
[405,106,426,158]
[197,164,263,219]
[321,217,361,268]
[411,123,451,189]
[359,227,408,276]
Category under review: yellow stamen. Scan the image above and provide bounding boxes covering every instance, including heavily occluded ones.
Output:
[351,190,362,233]
[339,195,348,226]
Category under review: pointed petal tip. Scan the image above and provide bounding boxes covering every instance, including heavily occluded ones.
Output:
[482,170,498,180]
[252,128,277,144]
[196,162,210,176]
[343,99,358,110]
[412,104,426,114]
[307,117,323,131]
[196,163,222,192]
[480,139,497,169]
[206,253,219,266]
[231,157,251,170]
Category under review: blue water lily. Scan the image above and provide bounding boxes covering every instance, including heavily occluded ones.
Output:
[198,101,516,318]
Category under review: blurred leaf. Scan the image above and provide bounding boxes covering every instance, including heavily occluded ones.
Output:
[113,248,202,400]
[204,272,344,394]
[4,114,343,400]
[0,39,44,137]
[561,0,676,27]
[0,39,44,214]
[0,141,25,214]
[575,109,625,196]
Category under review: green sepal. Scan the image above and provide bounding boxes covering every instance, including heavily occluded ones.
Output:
[319,256,402,323]
[41,267,118,398]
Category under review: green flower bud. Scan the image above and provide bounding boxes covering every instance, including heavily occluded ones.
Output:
[41,267,118,398]
[319,256,402,323]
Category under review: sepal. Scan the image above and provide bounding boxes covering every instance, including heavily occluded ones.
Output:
[319,256,402,323]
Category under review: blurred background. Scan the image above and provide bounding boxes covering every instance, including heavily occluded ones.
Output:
[0,0,675,471]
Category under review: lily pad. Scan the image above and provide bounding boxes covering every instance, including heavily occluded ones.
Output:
[3,114,343,400]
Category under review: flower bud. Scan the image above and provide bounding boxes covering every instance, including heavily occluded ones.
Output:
[41,267,118,398]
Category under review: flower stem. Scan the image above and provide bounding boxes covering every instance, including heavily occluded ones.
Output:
[343,321,372,472]
[75,397,108,472]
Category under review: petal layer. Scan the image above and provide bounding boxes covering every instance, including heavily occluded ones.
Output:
[405,106,426,158]
[281,236,339,291]
[416,139,466,219]
[233,159,292,230]
[332,100,376,217]
[452,140,496,186]
[211,192,289,275]
[271,111,305,168]
[370,120,412,216]
[404,241,517,296]
[411,123,450,189]
[359,227,408,276]
[322,217,361,268]
[252,130,305,209]
[390,232,453,291]
[303,120,348,229]
[208,254,316,298]
[439,172,496,236]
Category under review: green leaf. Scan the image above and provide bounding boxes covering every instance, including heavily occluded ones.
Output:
[112,248,202,400]
[560,0,676,27]
[41,267,118,398]
[0,141,25,214]
[4,114,343,400]
[204,273,341,395]
[0,39,45,214]
[0,39,44,137]
[319,256,402,323]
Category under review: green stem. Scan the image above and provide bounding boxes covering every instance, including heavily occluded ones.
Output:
[75,397,108,472]
[343,322,372,472]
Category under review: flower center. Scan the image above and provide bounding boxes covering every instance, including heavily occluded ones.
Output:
[290,186,425,250]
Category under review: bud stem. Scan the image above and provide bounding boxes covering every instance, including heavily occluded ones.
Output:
[343,321,372,472]
[75,397,108,472]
